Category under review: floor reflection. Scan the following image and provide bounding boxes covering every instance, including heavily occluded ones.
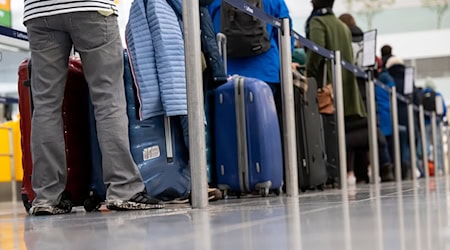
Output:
[0,178,449,250]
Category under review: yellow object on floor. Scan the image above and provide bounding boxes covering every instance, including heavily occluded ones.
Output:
[0,118,23,182]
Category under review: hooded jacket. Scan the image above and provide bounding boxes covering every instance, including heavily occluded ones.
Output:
[387,62,408,127]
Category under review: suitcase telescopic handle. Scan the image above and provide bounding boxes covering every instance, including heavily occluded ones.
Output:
[216,33,227,75]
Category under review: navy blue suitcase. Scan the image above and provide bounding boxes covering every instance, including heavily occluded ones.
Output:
[214,76,283,197]
[124,50,190,201]
[86,51,190,210]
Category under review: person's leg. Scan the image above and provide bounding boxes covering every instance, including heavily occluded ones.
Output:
[426,124,432,159]
[346,149,356,185]
[386,135,393,157]
[379,144,392,165]
[353,150,369,183]
[26,15,73,208]
[379,143,395,182]
[399,125,412,179]
[68,12,145,201]
[267,82,282,128]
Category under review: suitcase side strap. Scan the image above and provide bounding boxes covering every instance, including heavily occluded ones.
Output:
[164,116,173,160]
[234,76,249,192]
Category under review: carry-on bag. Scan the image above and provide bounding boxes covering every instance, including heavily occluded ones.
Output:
[294,75,328,191]
[322,114,340,186]
[214,75,284,197]
[18,58,92,212]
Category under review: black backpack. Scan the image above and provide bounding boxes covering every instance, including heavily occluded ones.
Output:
[220,0,271,58]
[422,90,437,112]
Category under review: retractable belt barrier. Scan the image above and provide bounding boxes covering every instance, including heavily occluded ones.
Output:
[0,97,18,104]
[0,26,29,51]
[0,26,28,42]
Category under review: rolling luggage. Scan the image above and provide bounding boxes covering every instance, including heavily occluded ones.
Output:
[124,50,190,201]
[18,58,92,212]
[322,114,340,186]
[86,50,190,208]
[293,76,327,191]
[214,75,283,197]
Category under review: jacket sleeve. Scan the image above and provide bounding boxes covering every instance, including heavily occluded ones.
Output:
[207,0,221,34]
[200,6,227,86]
[269,0,293,50]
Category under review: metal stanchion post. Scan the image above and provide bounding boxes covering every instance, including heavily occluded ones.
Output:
[407,102,417,184]
[439,120,447,176]
[279,18,298,197]
[431,112,438,176]
[391,87,402,183]
[419,105,429,179]
[182,0,208,208]
[446,124,450,176]
[366,72,379,185]
[333,51,348,193]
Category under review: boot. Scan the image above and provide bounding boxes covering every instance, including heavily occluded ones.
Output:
[402,162,412,180]
[381,163,395,182]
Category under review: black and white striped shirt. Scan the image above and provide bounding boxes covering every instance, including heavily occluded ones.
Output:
[23,0,118,23]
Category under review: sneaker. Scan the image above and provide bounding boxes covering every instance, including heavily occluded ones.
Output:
[29,200,72,216]
[106,192,164,211]
[347,175,356,186]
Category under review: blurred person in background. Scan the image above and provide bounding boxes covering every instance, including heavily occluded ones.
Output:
[305,0,367,185]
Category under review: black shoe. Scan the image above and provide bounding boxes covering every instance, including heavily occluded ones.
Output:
[106,192,164,211]
[381,163,395,182]
[29,199,73,216]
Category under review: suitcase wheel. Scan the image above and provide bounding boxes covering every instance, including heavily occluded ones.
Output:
[22,194,32,213]
[273,187,283,196]
[259,188,269,197]
[221,189,228,199]
[84,197,102,212]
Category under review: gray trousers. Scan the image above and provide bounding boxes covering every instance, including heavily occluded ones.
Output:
[26,12,145,207]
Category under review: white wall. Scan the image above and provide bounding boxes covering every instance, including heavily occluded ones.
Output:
[377,29,450,60]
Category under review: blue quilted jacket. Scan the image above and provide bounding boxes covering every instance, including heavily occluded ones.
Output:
[126,0,187,120]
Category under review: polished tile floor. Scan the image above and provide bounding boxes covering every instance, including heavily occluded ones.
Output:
[1,178,450,250]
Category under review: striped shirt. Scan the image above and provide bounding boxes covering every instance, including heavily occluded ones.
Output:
[23,0,118,23]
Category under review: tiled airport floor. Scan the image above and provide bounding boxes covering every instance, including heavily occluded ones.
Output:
[1,178,450,250]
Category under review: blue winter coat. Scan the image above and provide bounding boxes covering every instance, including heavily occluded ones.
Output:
[376,71,395,136]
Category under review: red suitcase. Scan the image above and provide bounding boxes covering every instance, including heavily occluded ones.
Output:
[18,58,92,212]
